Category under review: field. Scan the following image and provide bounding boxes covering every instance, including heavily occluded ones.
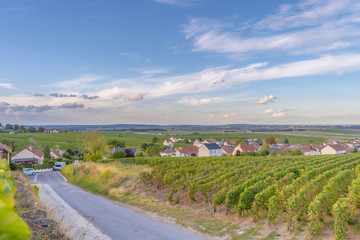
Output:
[138,154,360,239]
[63,155,360,240]
[2,128,359,154]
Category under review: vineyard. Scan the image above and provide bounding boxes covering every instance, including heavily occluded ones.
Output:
[0,159,31,240]
[138,154,360,239]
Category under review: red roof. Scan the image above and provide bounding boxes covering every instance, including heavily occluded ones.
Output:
[0,143,12,153]
[328,144,347,152]
[51,149,63,158]
[221,146,234,155]
[18,145,44,157]
[239,144,259,152]
[177,146,199,155]
[161,148,176,154]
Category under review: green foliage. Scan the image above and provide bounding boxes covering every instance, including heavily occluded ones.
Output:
[107,139,125,148]
[265,137,276,145]
[332,198,354,240]
[81,131,109,161]
[9,162,23,171]
[152,137,159,144]
[43,144,51,159]
[112,150,126,159]
[144,146,162,157]
[0,159,31,239]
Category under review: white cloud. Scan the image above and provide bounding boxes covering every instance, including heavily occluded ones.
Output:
[56,74,105,89]
[178,97,227,106]
[254,95,279,105]
[183,1,360,56]
[262,109,287,118]
[224,113,236,118]
[0,82,15,89]
[119,52,151,62]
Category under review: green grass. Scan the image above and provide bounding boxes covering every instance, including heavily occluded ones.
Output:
[260,231,279,240]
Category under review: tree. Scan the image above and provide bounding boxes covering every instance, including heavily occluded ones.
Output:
[43,144,51,160]
[145,146,162,157]
[107,139,125,148]
[66,149,74,156]
[5,124,12,130]
[14,124,20,130]
[38,127,45,133]
[284,138,289,144]
[152,137,159,144]
[353,147,358,153]
[62,152,72,160]
[261,142,269,152]
[81,131,109,161]
[265,137,276,145]
[124,148,135,157]
[112,150,126,159]
[27,127,36,133]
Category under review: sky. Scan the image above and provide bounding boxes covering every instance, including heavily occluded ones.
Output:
[1,0,360,125]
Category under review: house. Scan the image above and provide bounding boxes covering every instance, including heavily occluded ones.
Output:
[169,137,179,143]
[301,147,321,156]
[163,139,174,147]
[51,148,64,159]
[160,148,176,157]
[321,144,347,155]
[49,129,60,133]
[11,145,44,165]
[224,141,236,147]
[202,138,217,144]
[233,144,260,156]
[0,137,12,163]
[199,143,222,157]
[176,146,199,157]
[193,139,203,147]
[221,146,235,156]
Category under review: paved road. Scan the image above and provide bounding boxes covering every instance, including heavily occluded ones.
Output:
[29,171,204,240]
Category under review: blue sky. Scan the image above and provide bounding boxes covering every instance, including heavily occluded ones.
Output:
[1,0,360,125]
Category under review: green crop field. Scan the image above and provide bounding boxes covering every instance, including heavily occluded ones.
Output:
[1,128,358,154]
[136,154,360,239]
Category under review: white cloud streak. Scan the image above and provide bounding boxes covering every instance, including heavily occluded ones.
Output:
[183,0,360,56]
[254,95,278,105]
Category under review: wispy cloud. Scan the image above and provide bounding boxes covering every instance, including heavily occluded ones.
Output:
[262,109,288,118]
[119,52,151,62]
[153,0,194,7]
[178,97,227,106]
[80,95,99,100]
[56,74,105,89]
[183,0,360,56]
[254,95,278,105]
[224,113,236,118]
[50,93,77,98]
[0,83,15,90]
[58,103,84,109]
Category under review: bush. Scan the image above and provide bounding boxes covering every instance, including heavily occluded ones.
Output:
[112,150,126,159]
[10,162,23,171]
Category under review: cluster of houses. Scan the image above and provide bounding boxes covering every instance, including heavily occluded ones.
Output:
[161,137,358,157]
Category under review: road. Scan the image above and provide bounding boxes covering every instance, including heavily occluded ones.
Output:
[29,171,204,240]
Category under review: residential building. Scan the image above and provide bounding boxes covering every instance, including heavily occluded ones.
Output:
[0,138,12,163]
[233,144,260,156]
[160,148,176,157]
[193,139,203,147]
[199,143,222,157]
[176,146,199,157]
[221,146,235,156]
[321,144,347,155]
[11,145,44,165]
[163,139,174,147]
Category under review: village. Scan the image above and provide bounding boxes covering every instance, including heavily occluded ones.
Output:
[160,136,358,157]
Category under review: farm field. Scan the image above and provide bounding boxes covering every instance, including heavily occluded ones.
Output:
[138,154,360,239]
[64,154,360,239]
[1,128,359,153]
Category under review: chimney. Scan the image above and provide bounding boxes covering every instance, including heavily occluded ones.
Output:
[29,145,32,151]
